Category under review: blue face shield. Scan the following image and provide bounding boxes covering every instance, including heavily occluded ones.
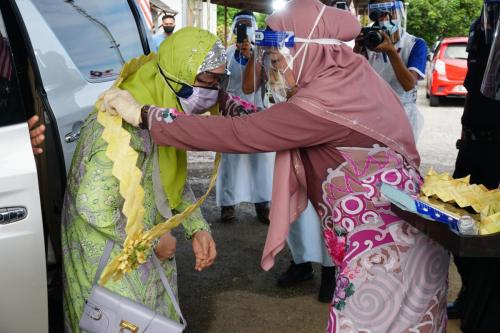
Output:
[368,1,406,37]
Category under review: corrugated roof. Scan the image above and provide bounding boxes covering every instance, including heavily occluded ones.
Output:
[150,0,178,15]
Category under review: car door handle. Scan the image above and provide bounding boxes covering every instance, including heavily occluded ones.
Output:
[64,130,80,143]
[0,207,27,225]
[65,120,84,143]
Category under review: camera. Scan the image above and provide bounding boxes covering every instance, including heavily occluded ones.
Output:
[236,24,248,44]
[361,25,389,50]
[361,9,391,50]
[336,1,347,10]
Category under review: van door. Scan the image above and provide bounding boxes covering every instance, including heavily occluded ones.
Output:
[16,0,151,172]
[0,13,48,333]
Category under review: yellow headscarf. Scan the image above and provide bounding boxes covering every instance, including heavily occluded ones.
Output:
[119,27,220,209]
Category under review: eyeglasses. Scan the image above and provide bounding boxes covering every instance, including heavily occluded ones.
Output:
[195,70,230,88]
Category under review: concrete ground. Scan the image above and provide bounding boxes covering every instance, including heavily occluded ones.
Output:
[173,84,466,333]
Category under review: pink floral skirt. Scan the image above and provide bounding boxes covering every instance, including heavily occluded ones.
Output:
[319,146,449,333]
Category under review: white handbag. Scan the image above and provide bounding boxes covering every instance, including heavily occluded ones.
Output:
[79,241,186,333]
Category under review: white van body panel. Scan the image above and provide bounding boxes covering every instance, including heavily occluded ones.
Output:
[17,0,114,172]
[0,123,48,333]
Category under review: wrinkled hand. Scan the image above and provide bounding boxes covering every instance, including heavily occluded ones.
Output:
[192,230,216,271]
[98,88,142,127]
[373,31,396,54]
[28,115,45,155]
[154,232,177,261]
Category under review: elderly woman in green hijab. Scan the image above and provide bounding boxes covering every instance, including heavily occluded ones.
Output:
[62,27,225,332]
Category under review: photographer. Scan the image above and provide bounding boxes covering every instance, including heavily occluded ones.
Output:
[216,11,275,224]
[354,0,427,141]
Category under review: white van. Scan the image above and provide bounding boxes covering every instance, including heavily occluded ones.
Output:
[0,1,152,331]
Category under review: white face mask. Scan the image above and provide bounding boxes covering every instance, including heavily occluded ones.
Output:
[379,19,400,36]
[179,86,219,115]
[246,27,256,42]
[268,76,291,104]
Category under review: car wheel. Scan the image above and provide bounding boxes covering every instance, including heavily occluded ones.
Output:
[429,94,440,107]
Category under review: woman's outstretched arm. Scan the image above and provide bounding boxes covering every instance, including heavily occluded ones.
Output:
[146,103,345,153]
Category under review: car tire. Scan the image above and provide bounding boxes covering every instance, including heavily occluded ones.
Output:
[429,94,440,107]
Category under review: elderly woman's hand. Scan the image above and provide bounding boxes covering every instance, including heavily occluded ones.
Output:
[192,230,216,271]
[98,88,142,127]
[154,232,177,261]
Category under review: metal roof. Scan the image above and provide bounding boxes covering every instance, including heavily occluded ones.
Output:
[150,0,178,15]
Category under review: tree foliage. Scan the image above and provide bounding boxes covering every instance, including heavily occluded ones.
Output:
[406,0,483,46]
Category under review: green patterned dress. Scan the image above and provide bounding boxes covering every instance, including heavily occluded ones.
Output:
[61,111,210,332]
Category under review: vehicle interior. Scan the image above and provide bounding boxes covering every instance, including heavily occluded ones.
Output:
[1,0,66,330]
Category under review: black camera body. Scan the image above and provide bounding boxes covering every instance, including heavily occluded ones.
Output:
[361,25,389,51]
[361,9,394,51]
[236,24,248,44]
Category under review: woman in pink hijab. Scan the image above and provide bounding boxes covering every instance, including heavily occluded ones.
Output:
[102,0,449,331]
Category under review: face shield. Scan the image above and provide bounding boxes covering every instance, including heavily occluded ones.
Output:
[254,5,341,104]
[228,14,258,44]
[254,30,296,104]
[481,0,500,100]
[368,1,406,38]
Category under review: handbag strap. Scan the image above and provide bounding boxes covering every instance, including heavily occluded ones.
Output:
[93,241,186,328]
[94,240,115,286]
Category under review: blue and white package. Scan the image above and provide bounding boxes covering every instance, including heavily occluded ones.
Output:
[255,29,295,48]
[415,200,460,232]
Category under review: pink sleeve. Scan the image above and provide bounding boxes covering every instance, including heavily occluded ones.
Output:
[147,103,351,153]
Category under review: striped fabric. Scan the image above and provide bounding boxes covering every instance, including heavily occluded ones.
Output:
[137,0,153,29]
[0,36,12,80]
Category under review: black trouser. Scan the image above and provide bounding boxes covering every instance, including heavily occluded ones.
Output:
[453,137,500,333]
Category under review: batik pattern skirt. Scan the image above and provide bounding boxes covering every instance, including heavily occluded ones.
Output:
[319,145,449,333]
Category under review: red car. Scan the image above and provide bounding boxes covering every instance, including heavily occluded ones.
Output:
[427,37,469,106]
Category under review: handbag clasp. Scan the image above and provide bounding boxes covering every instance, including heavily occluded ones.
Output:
[119,320,139,333]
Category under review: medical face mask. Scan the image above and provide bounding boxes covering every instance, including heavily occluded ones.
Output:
[267,69,294,103]
[246,27,256,42]
[368,1,407,37]
[178,86,219,115]
[158,64,220,115]
[379,19,399,36]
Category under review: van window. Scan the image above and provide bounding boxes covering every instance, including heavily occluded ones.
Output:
[32,0,144,82]
[444,43,468,60]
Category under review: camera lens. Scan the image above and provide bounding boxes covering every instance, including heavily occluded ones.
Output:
[365,31,384,50]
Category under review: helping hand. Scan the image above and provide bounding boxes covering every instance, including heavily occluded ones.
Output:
[154,232,177,261]
[98,88,142,127]
[28,115,45,155]
[373,31,396,54]
[192,230,216,271]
